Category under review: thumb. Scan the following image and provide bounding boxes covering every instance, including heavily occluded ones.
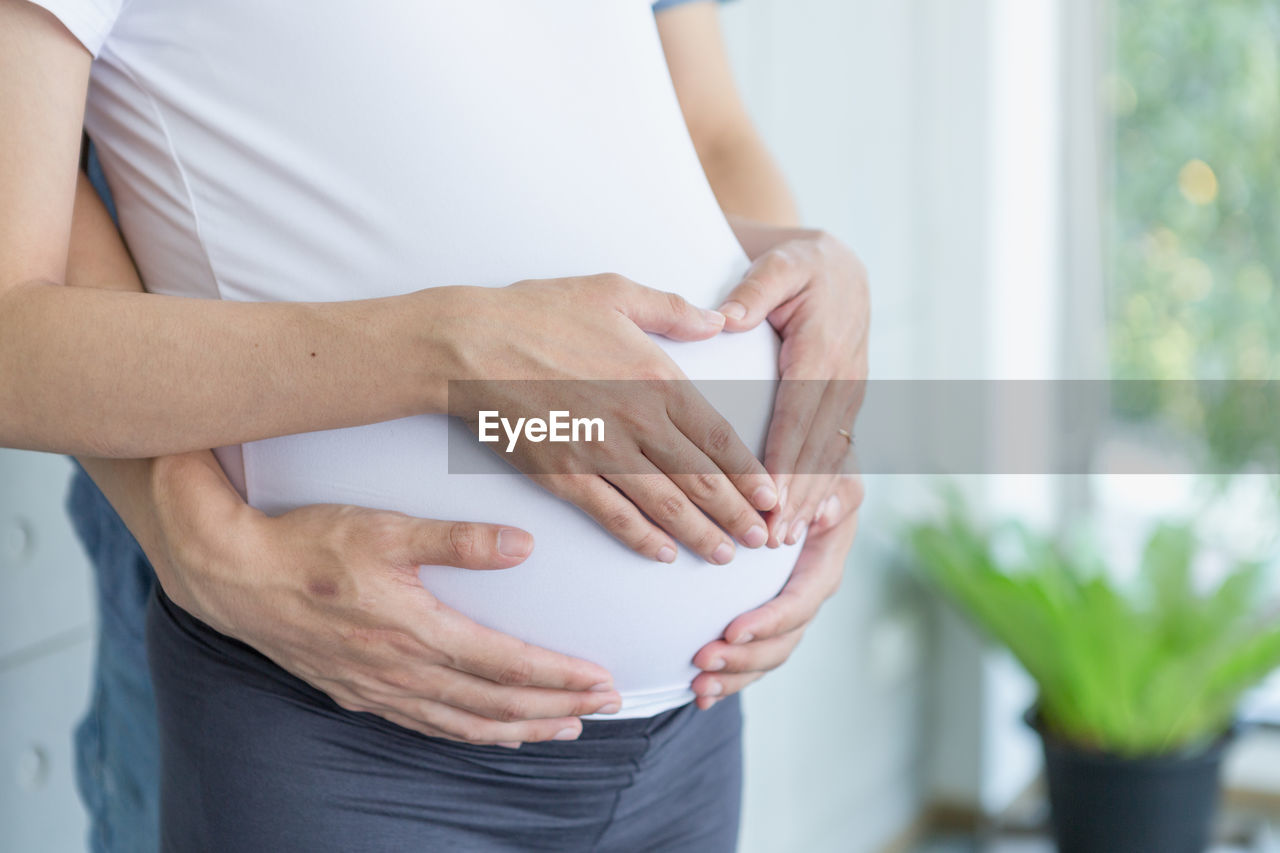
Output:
[407,519,534,571]
[718,250,809,333]
[613,279,726,342]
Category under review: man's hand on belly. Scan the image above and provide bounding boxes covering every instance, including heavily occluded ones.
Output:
[720,219,870,548]
[148,452,622,748]
[689,475,864,708]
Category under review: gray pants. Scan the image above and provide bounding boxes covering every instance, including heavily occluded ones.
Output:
[147,586,743,852]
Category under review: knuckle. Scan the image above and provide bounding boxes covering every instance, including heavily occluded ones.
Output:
[632,529,665,556]
[603,509,638,537]
[763,249,795,277]
[728,507,757,534]
[705,421,734,455]
[664,290,689,313]
[691,472,721,500]
[597,271,629,291]
[447,522,483,563]
[740,277,768,301]
[497,696,530,723]
[494,656,535,687]
[633,361,674,384]
[602,507,636,534]
[454,720,489,744]
[695,528,723,554]
[653,494,686,524]
[759,609,783,637]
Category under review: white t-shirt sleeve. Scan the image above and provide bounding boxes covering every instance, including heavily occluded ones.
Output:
[26,0,122,57]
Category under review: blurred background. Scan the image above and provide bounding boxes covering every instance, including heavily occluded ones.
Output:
[3,0,1280,850]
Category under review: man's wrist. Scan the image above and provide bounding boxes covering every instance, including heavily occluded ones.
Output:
[149,451,266,627]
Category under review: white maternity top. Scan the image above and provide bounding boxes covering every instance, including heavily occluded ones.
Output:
[50,0,799,716]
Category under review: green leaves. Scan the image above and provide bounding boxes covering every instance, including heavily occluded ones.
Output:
[906,502,1280,756]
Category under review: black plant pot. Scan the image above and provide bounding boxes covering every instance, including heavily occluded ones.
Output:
[1026,709,1234,853]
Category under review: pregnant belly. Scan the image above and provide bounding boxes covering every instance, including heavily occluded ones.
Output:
[240,325,799,717]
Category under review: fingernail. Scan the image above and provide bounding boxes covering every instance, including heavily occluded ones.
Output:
[815,498,831,523]
[711,542,734,565]
[743,525,767,548]
[719,301,748,320]
[498,741,522,749]
[699,680,724,697]
[775,519,790,545]
[656,545,677,564]
[497,528,533,557]
[732,632,755,645]
[704,658,726,672]
[825,496,841,521]
[702,308,726,326]
[752,485,778,510]
[790,520,808,544]
[598,702,621,714]
[554,727,580,741]
[589,681,614,692]
[778,486,790,510]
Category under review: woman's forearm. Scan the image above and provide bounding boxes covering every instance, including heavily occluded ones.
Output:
[1,172,465,458]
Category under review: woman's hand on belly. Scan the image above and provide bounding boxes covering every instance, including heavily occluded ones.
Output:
[688,475,864,709]
[151,453,622,747]
[719,221,870,547]
[446,274,780,565]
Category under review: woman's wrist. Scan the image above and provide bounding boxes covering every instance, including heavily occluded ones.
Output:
[403,285,493,414]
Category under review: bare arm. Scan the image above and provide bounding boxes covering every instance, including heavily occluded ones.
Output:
[0,1,491,457]
[661,0,868,708]
[657,0,799,227]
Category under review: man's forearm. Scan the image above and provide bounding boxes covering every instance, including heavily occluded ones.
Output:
[1,175,464,458]
[61,169,264,598]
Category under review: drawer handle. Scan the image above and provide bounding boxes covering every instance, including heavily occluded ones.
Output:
[15,743,50,792]
[0,517,33,568]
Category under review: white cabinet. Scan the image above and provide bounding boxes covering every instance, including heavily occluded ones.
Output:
[0,639,93,853]
[0,452,93,659]
[0,450,94,852]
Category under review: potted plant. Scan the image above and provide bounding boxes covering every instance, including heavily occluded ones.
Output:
[906,497,1280,853]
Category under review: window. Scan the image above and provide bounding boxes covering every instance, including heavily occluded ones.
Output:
[1107,0,1280,471]
[1104,0,1280,721]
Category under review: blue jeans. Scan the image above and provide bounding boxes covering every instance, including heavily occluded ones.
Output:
[67,465,160,853]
